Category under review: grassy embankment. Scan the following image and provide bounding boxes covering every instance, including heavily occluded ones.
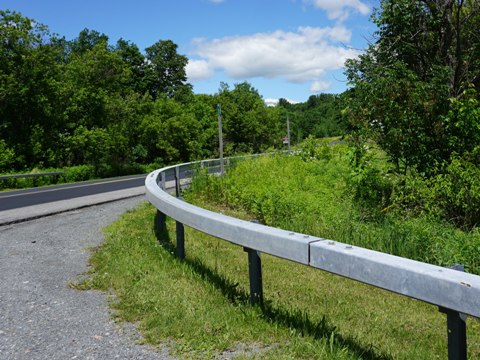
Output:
[77,143,480,359]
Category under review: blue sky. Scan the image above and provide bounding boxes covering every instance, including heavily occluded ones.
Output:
[2,0,379,103]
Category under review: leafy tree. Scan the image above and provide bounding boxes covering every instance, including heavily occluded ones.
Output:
[216,82,281,153]
[102,92,153,168]
[144,40,191,99]
[343,1,480,229]
[139,97,202,164]
[61,41,131,138]
[278,98,292,108]
[443,87,480,159]
[68,28,109,57]
[344,0,480,175]
[188,94,219,157]
[63,125,109,167]
[115,38,151,95]
[0,10,64,168]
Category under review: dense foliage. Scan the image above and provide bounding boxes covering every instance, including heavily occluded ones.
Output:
[345,0,480,176]
[343,0,480,229]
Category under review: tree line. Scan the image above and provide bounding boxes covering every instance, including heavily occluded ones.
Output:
[0,10,343,176]
[277,94,344,142]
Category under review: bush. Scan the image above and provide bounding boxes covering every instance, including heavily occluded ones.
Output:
[61,165,95,182]
[0,139,15,172]
[391,154,480,230]
[429,157,480,229]
[297,135,333,162]
[346,144,394,221]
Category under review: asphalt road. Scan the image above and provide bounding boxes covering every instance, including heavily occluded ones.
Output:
[0,175,147,211]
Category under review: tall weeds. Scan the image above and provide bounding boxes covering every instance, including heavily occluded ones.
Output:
[187,144,480,274]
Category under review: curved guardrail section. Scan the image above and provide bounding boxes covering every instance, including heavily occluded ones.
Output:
[146,156,480,359]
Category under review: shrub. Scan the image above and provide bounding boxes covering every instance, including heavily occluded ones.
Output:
[297,135,333,162]
[0,139,15,172]
[429,157,480,229]
[346,144,394,221]
[391,154,480,230]
[61,165,95,182]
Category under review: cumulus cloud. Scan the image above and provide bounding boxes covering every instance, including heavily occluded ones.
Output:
[305,0,370,21]
[188,26,359,93]
[186,59,214,81]
[310,80,332,92]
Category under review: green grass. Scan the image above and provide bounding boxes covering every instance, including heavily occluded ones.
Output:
[78,201,480,359]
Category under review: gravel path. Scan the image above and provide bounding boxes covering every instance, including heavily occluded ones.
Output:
[0,197,174,360]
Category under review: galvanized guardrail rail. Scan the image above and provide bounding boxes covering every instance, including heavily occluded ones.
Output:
[0,171,64,181]
[145,156,480,360]
[0,171,64,190]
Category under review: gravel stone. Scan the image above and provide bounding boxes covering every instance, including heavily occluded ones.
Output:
[0,197,175,360]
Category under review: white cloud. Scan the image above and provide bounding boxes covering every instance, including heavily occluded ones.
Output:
[264,98,300,107]
[310,80,332,92]
[186,59,214,81]
[264,98,280,107]
[305,0,370,21]
[189,26,359,93]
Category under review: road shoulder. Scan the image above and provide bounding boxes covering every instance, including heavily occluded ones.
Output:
[0,187,145,226]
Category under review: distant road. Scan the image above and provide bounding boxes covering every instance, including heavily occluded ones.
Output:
[0,174,146,211]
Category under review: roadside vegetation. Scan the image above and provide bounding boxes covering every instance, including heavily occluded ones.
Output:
[190,142,480,275]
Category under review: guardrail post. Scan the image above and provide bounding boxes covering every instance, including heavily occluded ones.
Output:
[155,210,166,235]
[174,167,181,197]
[171,167,185,259]
[243,220,263,306]
[439,264,467,360]
[243,247,263,306]
[174,195,185,260]
[176,220,185,260]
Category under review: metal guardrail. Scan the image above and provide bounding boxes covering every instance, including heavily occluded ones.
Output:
[0,171,64,181]
[145,156,480,360]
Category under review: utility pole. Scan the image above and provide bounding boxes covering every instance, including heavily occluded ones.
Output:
[286,114,291,153]
[217,104,224,175]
